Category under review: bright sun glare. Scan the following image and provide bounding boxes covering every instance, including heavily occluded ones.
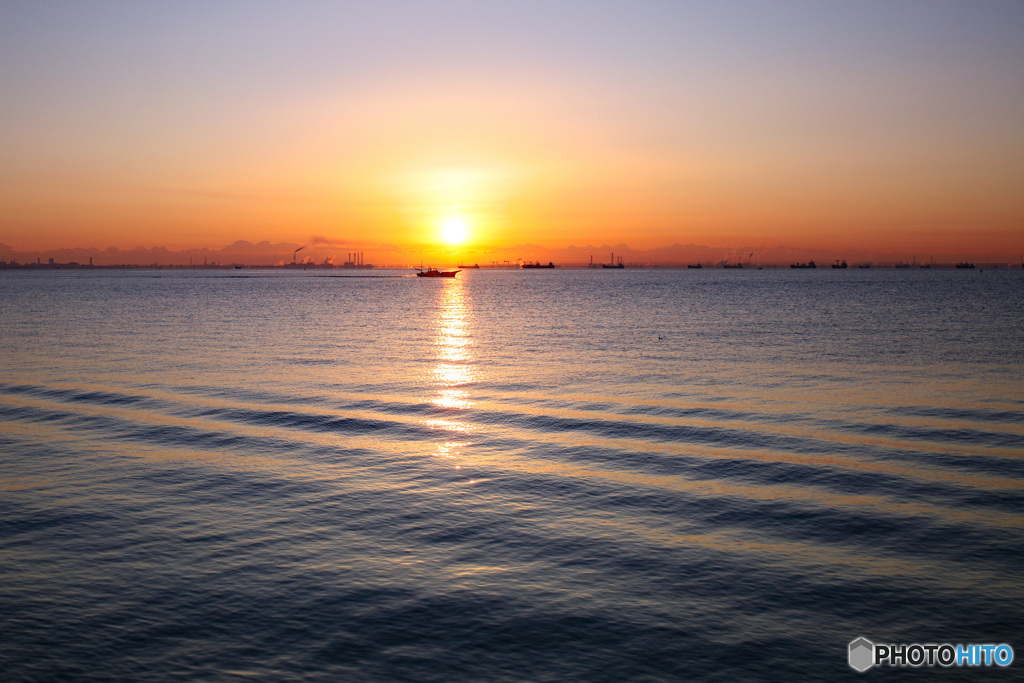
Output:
[440,216,470,245]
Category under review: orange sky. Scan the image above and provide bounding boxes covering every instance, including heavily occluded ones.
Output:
[1,3,1022,259]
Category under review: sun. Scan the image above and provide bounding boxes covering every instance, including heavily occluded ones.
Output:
[440,216,470,245]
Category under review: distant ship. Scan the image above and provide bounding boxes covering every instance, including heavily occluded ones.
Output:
[521,261,556,269]
[687,263,702,269]
[722,262,743,269]
[602,253,625,268]
[955,262,976,269]
[790,261,817,269]
[832,259,848,269]
[416,268,460,278]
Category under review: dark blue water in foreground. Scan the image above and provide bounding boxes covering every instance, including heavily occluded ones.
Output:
[1,268,1022,681]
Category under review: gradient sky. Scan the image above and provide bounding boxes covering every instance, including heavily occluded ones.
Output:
[2,1,1022,255]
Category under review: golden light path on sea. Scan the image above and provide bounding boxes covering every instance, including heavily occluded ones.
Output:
[427,277,476,476]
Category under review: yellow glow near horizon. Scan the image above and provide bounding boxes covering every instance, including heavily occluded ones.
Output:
[440,216,470,245]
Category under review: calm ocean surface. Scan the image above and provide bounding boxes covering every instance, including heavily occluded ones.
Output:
[1,268,1022,681]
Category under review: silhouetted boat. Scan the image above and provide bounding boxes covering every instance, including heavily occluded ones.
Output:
[416,268,460,278]
[521,261,555,269]
[857,263,872,268]
[722,263,743,269]
[790,261,817,269]
[687,263,702,269]
[955,262,975,269]
[458,263,480,269]
[832,259,847,269]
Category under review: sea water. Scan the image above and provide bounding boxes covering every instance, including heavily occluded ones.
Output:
[1,268,1022,681]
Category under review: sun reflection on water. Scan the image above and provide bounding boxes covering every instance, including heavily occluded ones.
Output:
[426,278,477,468]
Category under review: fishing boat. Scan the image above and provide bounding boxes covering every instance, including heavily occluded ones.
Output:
[416,268,460,278]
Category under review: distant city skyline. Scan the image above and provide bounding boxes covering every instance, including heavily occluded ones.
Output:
[1,237,1019,269]
[2,2,1022,257]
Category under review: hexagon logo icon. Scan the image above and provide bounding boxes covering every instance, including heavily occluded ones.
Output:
[849,637,874,672]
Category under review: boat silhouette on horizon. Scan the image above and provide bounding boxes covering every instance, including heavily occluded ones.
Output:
[416,267,460,278]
